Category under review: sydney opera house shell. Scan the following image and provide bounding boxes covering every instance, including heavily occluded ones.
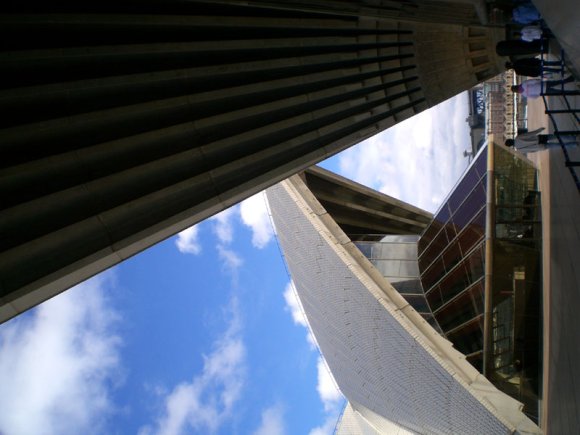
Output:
[266,143,543,434]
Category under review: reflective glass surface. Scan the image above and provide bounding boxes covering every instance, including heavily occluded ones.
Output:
[487,145,542,423]
[417,147,487,368]
[357,143,542,422]
[355,237,442,333]
[418,144,542,422]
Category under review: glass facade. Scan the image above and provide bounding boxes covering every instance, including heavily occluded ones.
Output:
[347,143,542,422]
[355,235,442,333]
[417,143,542,423]
[489,144,542,423]
[418,149,488,370]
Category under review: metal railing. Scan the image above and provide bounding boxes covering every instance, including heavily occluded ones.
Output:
[540,49,580,191]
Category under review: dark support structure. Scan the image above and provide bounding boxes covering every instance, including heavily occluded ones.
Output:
[0,0,504,321]
[302,167,432,240]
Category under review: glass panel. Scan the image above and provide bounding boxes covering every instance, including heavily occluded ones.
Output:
[372,242,416,261]
[355,242,372,259]
[442,241,462,274]
[466,247,485,283]
[434,281,485,333]
[447,318,484,356]
[431,232,447,256]
[457,210,485,255]
[423,228,448,263]
[392,279,423,294]
[434,203,451,226]
[484,144,542,424]
[467,352,484,373]
[421,257,446,291]
[439,262,471,306]
[418,254,432,272]
[356,238,442,335]
[451,181,486,230]
[403,294,430,313]
[381,235,420,243]
[373,259,402,277]
[445,223,456,241]
[448,167,480,211]
[418,220,443,257]
[417,236,430,257]
[398,260,420,277]
[426,286,444,312]
[474,147,488,179]
[426,314,444,334]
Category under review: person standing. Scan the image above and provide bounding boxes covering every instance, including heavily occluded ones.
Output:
[505,58,561,77]
[511,76,577,98]
[505,128,578,152]
[496,39,542,56]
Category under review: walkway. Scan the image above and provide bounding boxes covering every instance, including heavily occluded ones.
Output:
[527,93,579,435]
[533,0,580,76]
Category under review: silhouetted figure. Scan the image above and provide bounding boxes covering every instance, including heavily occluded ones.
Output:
[496,40,542,56]
[505,58,561,77]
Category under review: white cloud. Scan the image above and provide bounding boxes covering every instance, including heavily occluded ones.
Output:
[281,281,344,434]
[252,404,286,435]
[308,357,343,435]
[309,416,339,435]
[0,275,122,435]
[240,192,274,249]
[141,299,245,435]
[336,92,471,213]
[282,282,307,327]
[217,245,243,275]
[210,207,237,245]
[177,193,273,262]
[175,225,202,254]
[308,358,343,435]
[282,282,317,348]
[315,357,342,412]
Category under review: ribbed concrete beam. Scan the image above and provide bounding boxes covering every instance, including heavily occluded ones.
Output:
[0,1,503,321]
[302,166,431,239]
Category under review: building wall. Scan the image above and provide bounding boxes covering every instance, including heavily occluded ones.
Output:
[0,1,504,321]
[267,174,540,434]
[417,144,543,423]
[355,236,442,333]
[484,70,516,141]
[337,401,414,435]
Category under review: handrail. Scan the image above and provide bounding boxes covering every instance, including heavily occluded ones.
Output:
[539,47,580,191]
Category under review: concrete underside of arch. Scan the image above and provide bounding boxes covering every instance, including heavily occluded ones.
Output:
[0,1,505,322]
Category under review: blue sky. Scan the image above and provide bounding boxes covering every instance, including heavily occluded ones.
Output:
[0,93,471,435]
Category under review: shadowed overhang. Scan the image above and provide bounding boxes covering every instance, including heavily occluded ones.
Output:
[301,166,432,241]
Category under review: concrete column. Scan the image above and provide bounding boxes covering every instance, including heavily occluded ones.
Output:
[0,1,504,321]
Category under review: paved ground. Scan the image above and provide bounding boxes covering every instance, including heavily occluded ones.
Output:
[525,7,579,430]
[526,89,579,434]
[526,142,580,435]
[533,0,580,77]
